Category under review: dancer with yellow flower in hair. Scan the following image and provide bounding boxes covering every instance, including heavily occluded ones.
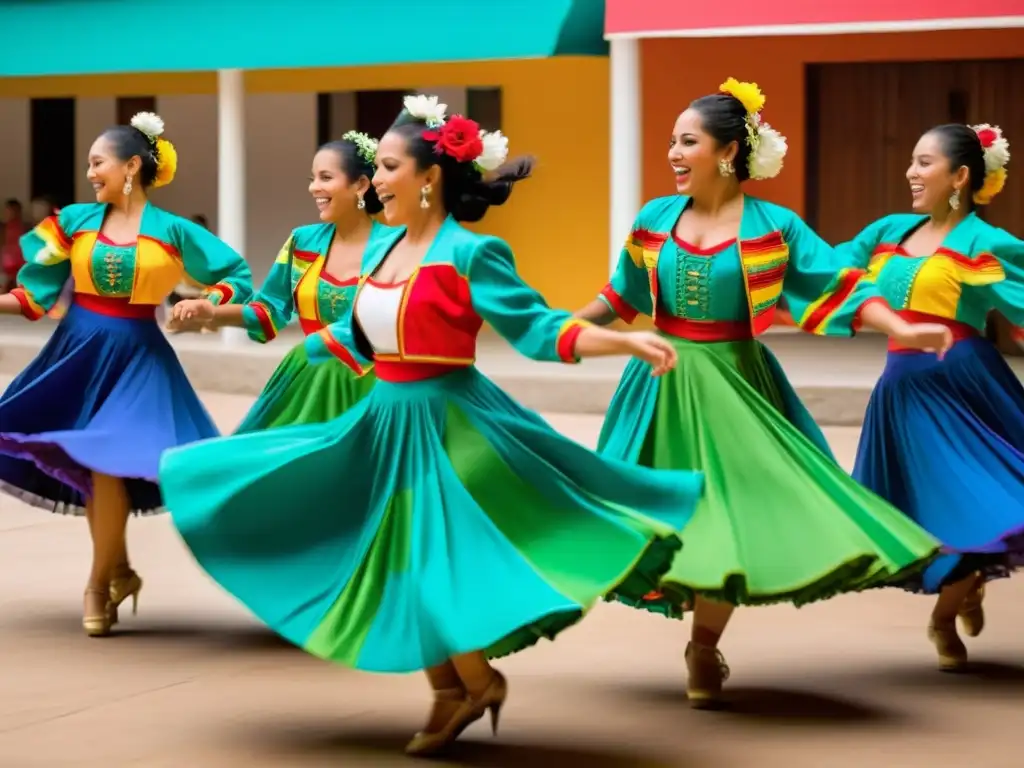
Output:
[0,112,252,638]
[577,79,949,706]
[846,123,1024,671]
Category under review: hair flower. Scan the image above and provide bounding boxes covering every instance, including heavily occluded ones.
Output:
[719,78,765,116]
[130,111,165,141]
[970,123,1010,205]
[152,137,178,188]
[423,116,484,164]
[343,130,379,164]
[475,130,509,172]
[403,94,447,129]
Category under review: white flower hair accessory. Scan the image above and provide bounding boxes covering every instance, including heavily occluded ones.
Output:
[342,130,379,165]
[403,94,447,128]
[746,113,787,181]
[971,123,1010,172]
[130,111,165,142]
[475,130,509,172]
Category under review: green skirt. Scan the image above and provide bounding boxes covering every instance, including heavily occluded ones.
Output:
[234,343,376,433]
[598,336,939,616]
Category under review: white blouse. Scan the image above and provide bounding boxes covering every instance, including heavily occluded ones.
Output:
[354,280,405,354]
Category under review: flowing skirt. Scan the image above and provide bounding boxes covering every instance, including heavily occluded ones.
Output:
[599,336,939,616]
[234,343,376,433]
[160,366,703,673]
[0,302,218,514]
[854,338,1024,593]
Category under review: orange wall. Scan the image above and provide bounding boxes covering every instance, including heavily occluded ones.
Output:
[640,29,1024,215]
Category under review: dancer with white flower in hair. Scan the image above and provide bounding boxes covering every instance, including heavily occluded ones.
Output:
[170,131,396,433]
[0,112,252,637]
[160,94,704,757]
[846,123,1024,671]
[576,78,950,707]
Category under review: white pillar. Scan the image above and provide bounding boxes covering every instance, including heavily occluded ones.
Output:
[217,69,247,347]
[609,38,641,276]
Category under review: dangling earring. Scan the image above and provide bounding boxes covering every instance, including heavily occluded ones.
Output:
[123,174,134,196]
[420,184,432,209]
[948,189,961,211]
[718,159,735,177]
[356,195,366,210]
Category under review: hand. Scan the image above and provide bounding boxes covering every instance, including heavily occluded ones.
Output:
[172,298,215,324]
[624,331,677,376]
[893,323,954,359]
[165,315,211,334]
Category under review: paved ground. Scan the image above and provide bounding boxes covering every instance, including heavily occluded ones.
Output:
[0,381,1021,767]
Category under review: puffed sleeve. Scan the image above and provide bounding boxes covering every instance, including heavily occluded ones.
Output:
[468,235,590,362]
[781,215,887,337]
[240,235,296,343]
[12,211,74,320]
[983,231,1024,327]
[174,217,253,306]
[597,216,656,322]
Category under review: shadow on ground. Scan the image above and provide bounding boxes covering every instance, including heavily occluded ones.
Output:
[235,721,700,768]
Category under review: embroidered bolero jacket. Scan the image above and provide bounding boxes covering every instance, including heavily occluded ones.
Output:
[240,220,398,343]
[834,211,1024,331]
[303,216,589,379]
[599,195,884,337]
[14,202,251,319]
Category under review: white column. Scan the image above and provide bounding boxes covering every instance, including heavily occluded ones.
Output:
[609,38,641,276]
[217,69,247,347]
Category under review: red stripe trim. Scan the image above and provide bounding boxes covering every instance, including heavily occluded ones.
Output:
[599,284,640,323]
[319,272,360,287]
[937,248,1001,271]
[299,316,324,336]
[631,229,669,249]
[319,330,366,375]
[374,360,468,382]
[747,264,787,290]
[74,293,157,319]
[249,302,277,342]
[207,282,235,305]
[671,234,736,255]
[556,322,586,362]
[293,250,320,263]
[10,288,43,320]
[801,269,865,333]
[742,231,785,252]
[43,216,73,251]
[655,314,752,341]
[852,296,889,332]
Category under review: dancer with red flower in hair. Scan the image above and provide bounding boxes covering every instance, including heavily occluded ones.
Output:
[159,94,705,757]
[847,122,1024,671]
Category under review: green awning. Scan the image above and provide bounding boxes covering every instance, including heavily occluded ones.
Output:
[0,0,607,77]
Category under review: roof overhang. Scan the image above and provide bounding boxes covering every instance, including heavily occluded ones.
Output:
[606,0,1024,39]
[0,0,607,77]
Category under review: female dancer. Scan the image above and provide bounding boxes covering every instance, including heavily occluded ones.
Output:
[847,123,1024,670]
[159,95,704,757]
[170,132,390,433]
[0,112,252,637]
[576,79,949,707]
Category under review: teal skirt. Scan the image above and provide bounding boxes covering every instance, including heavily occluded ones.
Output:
[159,366,703,673]
[234,343,376,433]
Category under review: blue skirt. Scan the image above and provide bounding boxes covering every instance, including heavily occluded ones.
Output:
[0,301,219,515]
[853,338,1024,593]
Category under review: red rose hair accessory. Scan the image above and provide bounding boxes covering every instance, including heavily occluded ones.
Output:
[423,116,485,164]
[970,123,1010,206]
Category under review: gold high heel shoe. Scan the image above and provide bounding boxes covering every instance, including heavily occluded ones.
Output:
[83,588,113,638]
[958,578,985,638]
[405,687,481,757]
[404,671,508,757]
[685,641,730,708]
[928,618,968,671]
[108,569,143,626]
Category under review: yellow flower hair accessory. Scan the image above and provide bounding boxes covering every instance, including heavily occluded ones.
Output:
[973,166,1006,206]
[153,137,178,188]
[970,124,1010,206]
[718,77,786,180]
[719,77,765,116]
